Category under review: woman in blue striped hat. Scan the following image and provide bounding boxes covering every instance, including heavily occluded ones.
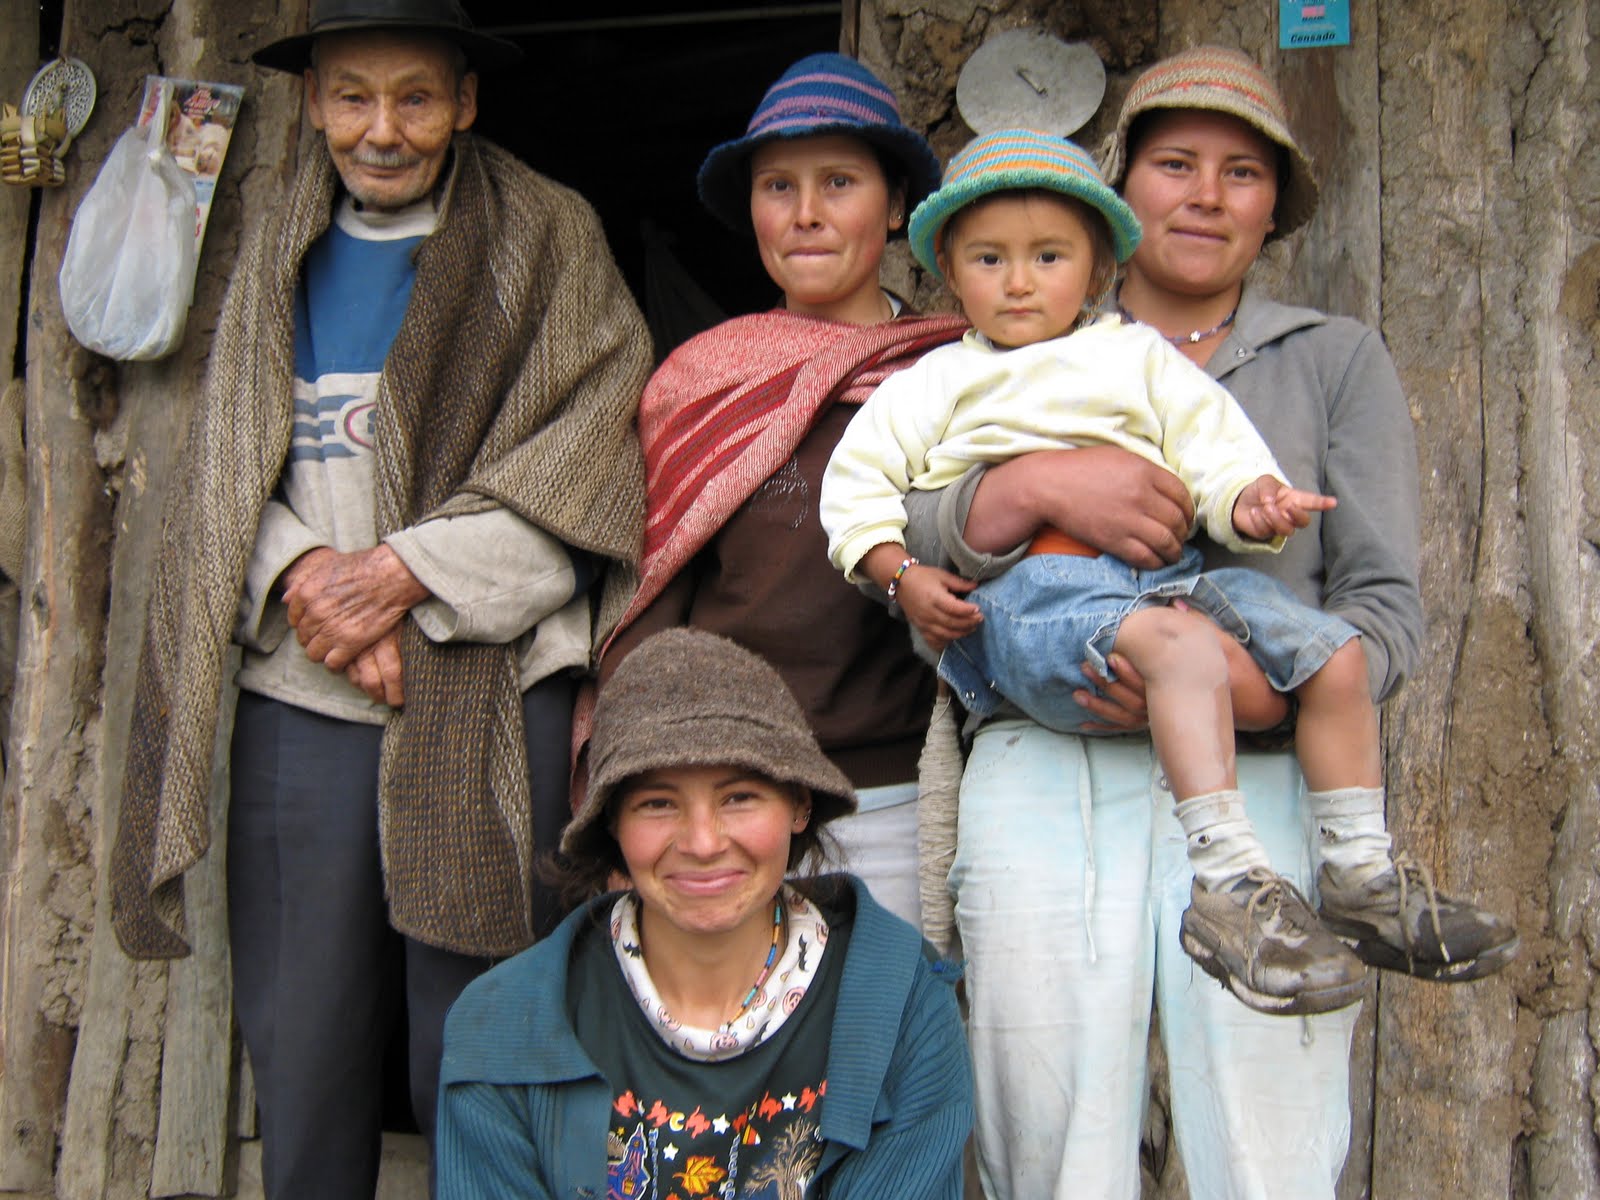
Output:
[591,53,968,933]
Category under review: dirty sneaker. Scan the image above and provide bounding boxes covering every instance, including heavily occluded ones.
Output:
[1180,868,1368,1016]
[1317,853,1519,982]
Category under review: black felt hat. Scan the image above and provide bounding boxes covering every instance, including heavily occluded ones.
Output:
[252,0,522,74]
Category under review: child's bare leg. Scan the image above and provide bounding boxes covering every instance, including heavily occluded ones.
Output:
[1293,640,1392,884]
[1114,605,1235,800]
[1114,607,1268,888]
[1116,604,1366,1014]
[1294,640,1381,791]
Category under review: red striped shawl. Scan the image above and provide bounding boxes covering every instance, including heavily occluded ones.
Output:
[603,308,967,656]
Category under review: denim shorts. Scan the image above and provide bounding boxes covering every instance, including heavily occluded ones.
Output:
[938,545,1359,729]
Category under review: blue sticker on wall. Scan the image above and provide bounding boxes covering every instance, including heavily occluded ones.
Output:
[1280,0,1351,48]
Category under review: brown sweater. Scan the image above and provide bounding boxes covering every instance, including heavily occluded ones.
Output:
[606,403,934,788]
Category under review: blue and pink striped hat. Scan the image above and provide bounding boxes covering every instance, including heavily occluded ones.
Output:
[909,129,1144,280]
[697,52,941,233]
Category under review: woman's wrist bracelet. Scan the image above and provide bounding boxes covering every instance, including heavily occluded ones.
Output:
[886,556,919,601]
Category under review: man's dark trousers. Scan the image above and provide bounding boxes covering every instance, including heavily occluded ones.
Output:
[227,675,573,1198]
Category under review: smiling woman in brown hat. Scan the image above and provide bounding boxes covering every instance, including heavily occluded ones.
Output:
[438,629,972,1198]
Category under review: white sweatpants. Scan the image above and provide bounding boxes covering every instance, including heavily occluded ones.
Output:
[829,784,923,932]
[950,720,1359,1200]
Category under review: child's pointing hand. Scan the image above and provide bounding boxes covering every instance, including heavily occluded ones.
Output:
[1232,474,1336,542]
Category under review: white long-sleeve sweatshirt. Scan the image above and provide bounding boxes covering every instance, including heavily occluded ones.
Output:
[820,316,1286,581]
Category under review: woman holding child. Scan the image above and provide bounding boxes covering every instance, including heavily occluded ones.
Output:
[594,53,967,927]
[436,629,972,1196]
[895,46,1514,1198]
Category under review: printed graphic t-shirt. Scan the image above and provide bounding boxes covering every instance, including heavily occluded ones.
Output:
[234,194,432,721]
[570,901,852,1200]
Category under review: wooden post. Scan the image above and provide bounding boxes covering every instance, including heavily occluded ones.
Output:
[1509,0,1600,1194]
[0,0,122,1172]
[1374,0,1590,1193]
[59,0,303,1189]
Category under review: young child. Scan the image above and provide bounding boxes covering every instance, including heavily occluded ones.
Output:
[819,130,1517,1015]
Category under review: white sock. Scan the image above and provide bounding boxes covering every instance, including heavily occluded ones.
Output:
[1307,786,1393,885]
[1174,790,1273,893]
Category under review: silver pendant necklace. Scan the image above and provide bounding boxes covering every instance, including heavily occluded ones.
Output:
[1118,303,1237,345]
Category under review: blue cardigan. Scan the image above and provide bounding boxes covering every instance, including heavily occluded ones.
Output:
[436,876,973,1198]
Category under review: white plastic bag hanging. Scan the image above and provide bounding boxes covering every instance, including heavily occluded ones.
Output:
[58,82,197,361]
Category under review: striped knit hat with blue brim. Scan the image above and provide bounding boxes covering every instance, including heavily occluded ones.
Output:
[1097,45,1319,240]
[909,129,1143,280]
[697,52,942,234]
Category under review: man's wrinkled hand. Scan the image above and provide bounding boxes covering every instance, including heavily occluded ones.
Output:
[281,543,430,672]
[345,628,405,707]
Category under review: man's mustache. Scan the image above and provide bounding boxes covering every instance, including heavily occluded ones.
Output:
[350,149,418,169]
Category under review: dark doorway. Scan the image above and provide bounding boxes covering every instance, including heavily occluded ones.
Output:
[464,2,844,358]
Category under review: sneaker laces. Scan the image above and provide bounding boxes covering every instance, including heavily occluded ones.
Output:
[1238,867,1320,936]
[1386,852,1449,965]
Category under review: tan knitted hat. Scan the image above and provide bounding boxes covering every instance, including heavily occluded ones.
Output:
[563,629,857,863]
[1097,45,1319,240]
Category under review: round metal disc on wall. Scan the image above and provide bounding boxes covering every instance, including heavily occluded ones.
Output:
[22,58,97,139]
[956,30,1106,138]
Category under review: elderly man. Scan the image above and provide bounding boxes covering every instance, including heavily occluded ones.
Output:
[109,2,649,1193]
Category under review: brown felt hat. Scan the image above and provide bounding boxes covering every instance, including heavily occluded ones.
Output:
[563,629,856,863]
[253,0,522,74]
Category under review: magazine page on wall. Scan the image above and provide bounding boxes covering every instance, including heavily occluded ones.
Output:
[135,76,245,254]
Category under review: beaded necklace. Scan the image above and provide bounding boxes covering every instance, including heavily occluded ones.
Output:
[612,887,825,1062]
[727,896,785,1029]
[1118,302,1237,345]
